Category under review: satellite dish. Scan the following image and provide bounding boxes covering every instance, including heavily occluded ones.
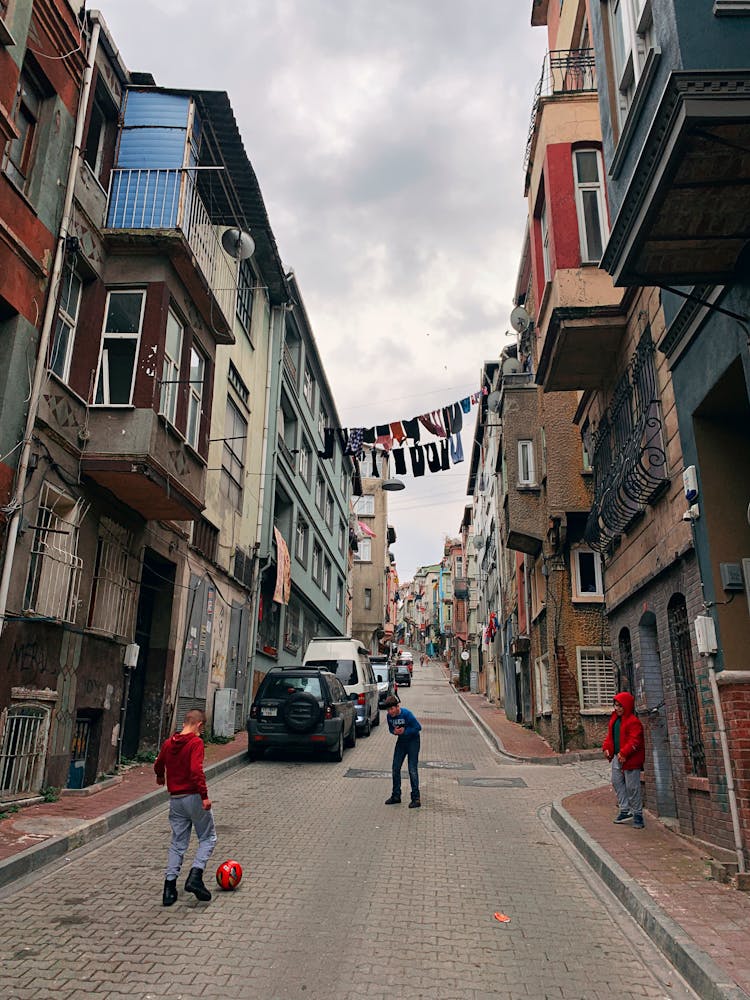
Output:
[473,533,486,550]
[487,390,502,413]
[510,305,531,333]
[501,356,520,376]
[221,227,256,260]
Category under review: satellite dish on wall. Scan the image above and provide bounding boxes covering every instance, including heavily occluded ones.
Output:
[510,305,531,333]
[487,390,502,413]
[221,227,256,260]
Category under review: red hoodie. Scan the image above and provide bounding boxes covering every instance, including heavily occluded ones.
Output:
[154,732,208,799]
[602,691,645,771]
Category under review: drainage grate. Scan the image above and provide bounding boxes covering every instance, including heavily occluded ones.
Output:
[422,760,475,771]
[345,768,391,779]
[457,776,528,788]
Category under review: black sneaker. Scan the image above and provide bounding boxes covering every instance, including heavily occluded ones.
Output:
[408,799,421,809]
[385,796,401,805]
[633,814,645,829]
[613,810,633,824]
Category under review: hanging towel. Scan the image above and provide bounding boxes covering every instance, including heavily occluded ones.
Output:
[450,402,463,433]
[390,421,407,444]
[402,417,421,443]
[318,427,335,459]
[460,397,471,414]
[425,442,442,473]
[362,427,376,445]
[440,439,450,471]
[392,448,407,475]
[450,432,464,464]
[409,445,426,477]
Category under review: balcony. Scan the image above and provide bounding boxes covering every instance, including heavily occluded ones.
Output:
[277,434,296,470]
[454,577,469,599]
[105,168,237,343]
[283,343,298,387]
[38,390,204,520]
[524,48,597,176]
[603,71,750,286]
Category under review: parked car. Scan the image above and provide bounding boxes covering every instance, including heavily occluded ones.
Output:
[370,655,396,707]
[247,666,357,762]
[396,653,414,675]
[303,637,380,736]
[395,663,412,688]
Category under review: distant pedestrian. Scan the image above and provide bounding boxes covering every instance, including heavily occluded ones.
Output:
[602,692,646,828]
[420,653,427,669]
[154,707,217,906]
[383,695,422,808]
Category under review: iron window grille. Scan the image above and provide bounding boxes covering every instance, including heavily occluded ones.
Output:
[24,485,86,623]
[0,705,50,796]
[88,517,138,639]
[667,595,707,777]
[577,647,617,710]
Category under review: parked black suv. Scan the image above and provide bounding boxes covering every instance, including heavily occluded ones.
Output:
[247,667,357,762]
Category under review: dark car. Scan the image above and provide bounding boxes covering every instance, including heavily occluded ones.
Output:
[371,655,396,706]
[395,663,412,688]
[247,667,357,762]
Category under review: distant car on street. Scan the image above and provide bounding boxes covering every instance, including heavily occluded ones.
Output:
[395,663,412,688]
[370,655,396,706]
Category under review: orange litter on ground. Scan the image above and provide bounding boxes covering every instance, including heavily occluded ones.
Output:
[493,912,511,923]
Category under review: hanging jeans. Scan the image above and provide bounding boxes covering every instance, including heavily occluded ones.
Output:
[409,445,426,477]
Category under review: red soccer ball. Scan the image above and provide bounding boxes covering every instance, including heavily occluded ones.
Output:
[216,859,243,890]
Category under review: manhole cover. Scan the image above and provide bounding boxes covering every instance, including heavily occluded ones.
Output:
[457,776,527,788]
[422,760,475,770]
[345,769,391,779]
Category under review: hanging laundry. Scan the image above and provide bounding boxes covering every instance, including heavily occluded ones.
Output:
[318,427,335,459]
[432,410,448,436]
[376,425,393,451]
[425,442,442,473]
[392,448,407,475]
[418,412,445,438]
[370,447,380,477]
[347,427,365,456]
[409,445,426,477]
[362,427,376,445]
[402,417,421,443]
[450,432,464,464]
[450,402,463,433]
[460,397,471,414]
[337,429,350,454]
[390,421,407,444]
[440,439,450,471]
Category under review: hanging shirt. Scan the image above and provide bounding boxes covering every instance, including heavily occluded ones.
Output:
[402,417,421,443]
[390,421,407,444]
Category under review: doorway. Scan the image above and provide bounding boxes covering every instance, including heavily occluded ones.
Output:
[638,611,677,819]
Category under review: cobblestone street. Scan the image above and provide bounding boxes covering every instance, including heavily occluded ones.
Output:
[0,663,696,1000]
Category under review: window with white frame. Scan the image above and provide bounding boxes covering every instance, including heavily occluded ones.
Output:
[324,491,333,530]
[364,587,372,610]
[295,517,309,565]
[24,484,85,623]
[236,257,254,336]
[95,290,145,405]
[340,465,348,496]
[315,474,325,512]
[572,547,604,600]
[608,0,655,126]
[220,398,246,510]
[186,345,206,449]
[353,494,375,516]
[540,200,551,283]
[318,405,328,440]
[534,654,552,715]
[518,440,536,486]
[577,647,617,710]
[50,265,82,381]
[338,520,346,554]
[88,518,137,638]
[299,438,312,487]
[3,66,44,191]
[335,578,344,614]
[303,365,315,408]
[312,540,322,584]
[354,537,372,562]
[573,149,608,263]
[159,308,183,425]
[529,557,545,618]
[322,557,331,597]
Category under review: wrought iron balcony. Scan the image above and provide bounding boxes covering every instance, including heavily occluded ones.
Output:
[524,48,597,174]
[105,168,237,340]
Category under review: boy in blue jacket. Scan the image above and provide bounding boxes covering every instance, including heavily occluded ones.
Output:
[384,695,422,808]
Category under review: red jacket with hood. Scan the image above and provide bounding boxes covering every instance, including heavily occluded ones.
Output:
[602,692,645,771]
[154,732,208,798]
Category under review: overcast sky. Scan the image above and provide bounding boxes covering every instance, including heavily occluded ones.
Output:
[97,0,547,583]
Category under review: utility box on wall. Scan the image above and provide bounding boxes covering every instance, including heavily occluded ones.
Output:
[213,688,237,739]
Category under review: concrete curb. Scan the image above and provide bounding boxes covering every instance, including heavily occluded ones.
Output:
[456,691,601,765]
[0,749,248,890]
[551,800,750,1000]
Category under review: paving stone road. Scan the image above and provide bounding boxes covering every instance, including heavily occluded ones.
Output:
[0,662,697,1000]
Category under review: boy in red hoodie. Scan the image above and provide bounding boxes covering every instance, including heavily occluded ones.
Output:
[154,708,217,906]
[602,691,646,828]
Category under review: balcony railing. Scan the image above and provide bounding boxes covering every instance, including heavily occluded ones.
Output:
[277,434,296,470]
[283,343,298,385]
[107,167,237,326]
[523,48,597,174]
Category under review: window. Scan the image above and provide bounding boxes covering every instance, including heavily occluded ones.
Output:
[577,648,617,710]
[88,518,137,639]
[50,265,82,381]
[518,440,536,486]
[24,484,84,623]
[159,308,183,424]
[572,547,604,600]
[312,540,322,584]
[3,66,43,189]
[618,627,635,695]
[236,258,254,335]
[364,587,372,610]
[455,556,463,578]
[573,149,608,263]
[338,520,346,554]
[534,654,552,715]
[324,491,333,530]
[667,595,707,777]
[228,361,249,406]
[353,494,375,516]
[303,365,315,408]
[82,83,116,187]
[220,399,247,510]
[186,345,206,449]
[322,558,331,597]
[318,405,328,440]
[315,474,325,512]
[340,466,348,496]
[608,0,655,125]
[192,516,219,563]
[284,599,302,654]
[95,290,145,405]
[295,517,309,565]
[299,438,312,487]
[256,568,279,658]
[335,578,344,614]
[529,557,545,618]
[540,200,551,283]
[354,537,371,562]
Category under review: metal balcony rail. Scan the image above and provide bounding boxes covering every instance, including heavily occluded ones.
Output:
[277,434,296,470]
[283,343,298,385]
[107,167,238,325]
[523,48,597,174]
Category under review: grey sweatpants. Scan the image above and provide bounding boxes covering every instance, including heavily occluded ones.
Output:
[165,793,217,879]
[611,757,642,816]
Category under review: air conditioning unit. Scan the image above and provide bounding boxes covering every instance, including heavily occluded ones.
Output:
[213,688,238,739]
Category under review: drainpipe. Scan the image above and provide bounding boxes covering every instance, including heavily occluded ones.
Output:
[0,17,101,635]
[707,655,746,873]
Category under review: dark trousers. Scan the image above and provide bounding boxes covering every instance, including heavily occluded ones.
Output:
[392,735,420,801]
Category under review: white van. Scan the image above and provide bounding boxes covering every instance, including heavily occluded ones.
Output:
[303,637,380,736]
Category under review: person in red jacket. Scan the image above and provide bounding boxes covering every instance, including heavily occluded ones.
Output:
[154,708,217,906]
[602,691,646,829]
